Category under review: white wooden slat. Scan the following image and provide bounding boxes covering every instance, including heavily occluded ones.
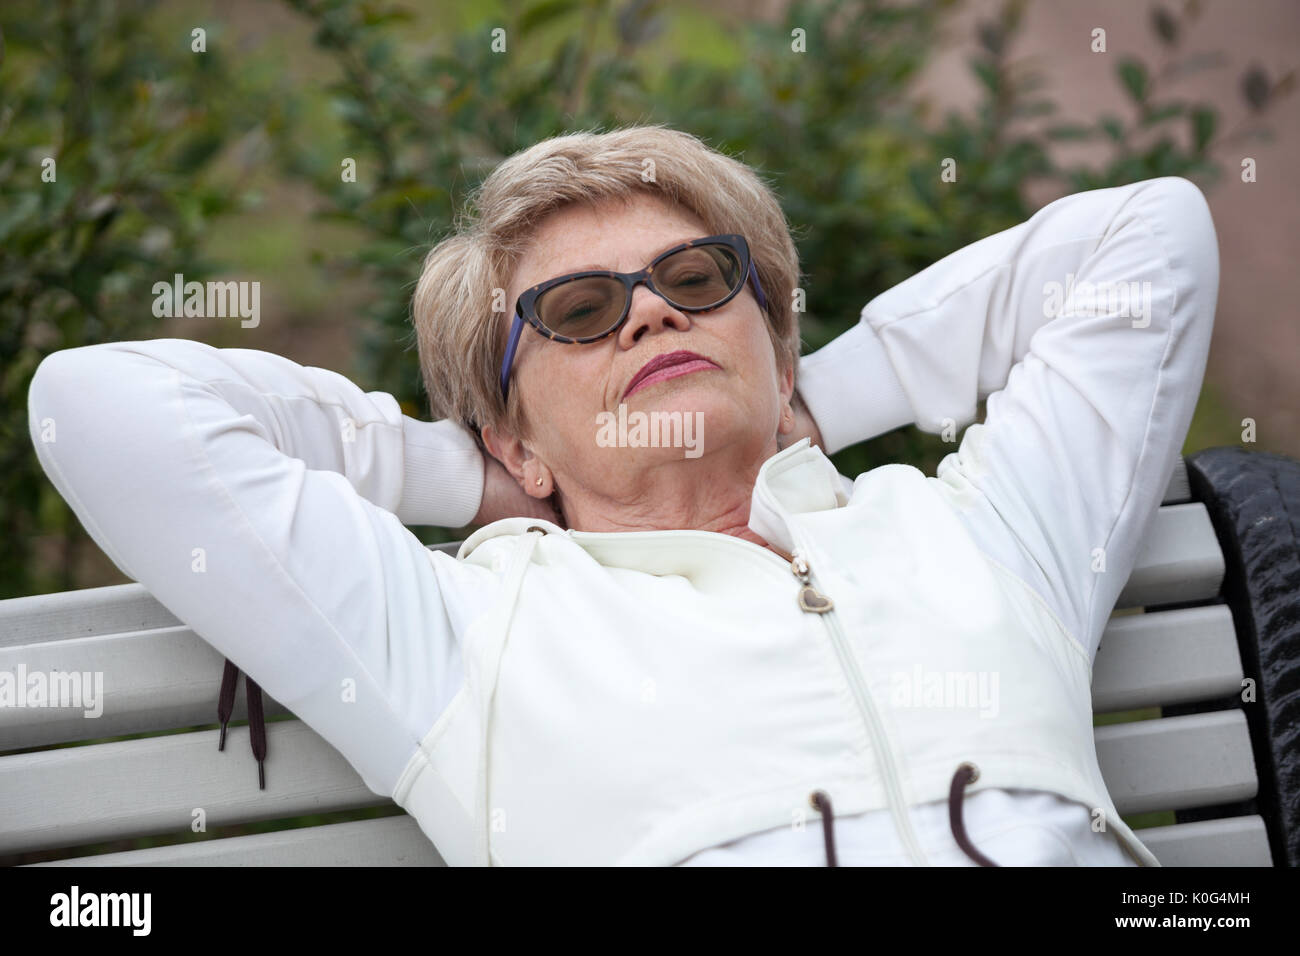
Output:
[1096,711,1257,815]
[27,815,445,867]
[4,600,1239,749]
[8,711,1268,863]
[37,814,1271,868]
[0,626,291,751]
[1161,456,1191,506]
[28,801,1274,869]
[1136,816,1273,867]
[1091,604,1242,712]
[9,711,1256,857]
[1115,503,1225,608]
[0,540,466,650]
[0,583,180,648]
[2,601,1241,750]
[0,719,384,856]
[27,813,1274,868]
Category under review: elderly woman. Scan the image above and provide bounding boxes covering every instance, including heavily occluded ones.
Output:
[28,124,1217,866]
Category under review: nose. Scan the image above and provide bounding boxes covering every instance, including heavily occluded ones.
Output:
[616,283,692,348]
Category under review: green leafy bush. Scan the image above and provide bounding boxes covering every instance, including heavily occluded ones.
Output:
[0,1,275,597]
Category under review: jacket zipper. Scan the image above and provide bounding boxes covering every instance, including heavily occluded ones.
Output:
[788,539,930,866]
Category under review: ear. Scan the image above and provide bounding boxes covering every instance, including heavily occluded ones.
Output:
[481,423,554,500]
[776,360,796,437]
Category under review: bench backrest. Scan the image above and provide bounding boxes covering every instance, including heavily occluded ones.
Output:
[0,457,1273,866]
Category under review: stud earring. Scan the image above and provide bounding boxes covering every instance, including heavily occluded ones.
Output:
[535,477,544,487]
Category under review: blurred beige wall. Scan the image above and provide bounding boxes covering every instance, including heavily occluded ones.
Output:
[721,0,1300,456]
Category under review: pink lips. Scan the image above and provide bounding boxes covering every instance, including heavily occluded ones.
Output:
[623,350,720,399]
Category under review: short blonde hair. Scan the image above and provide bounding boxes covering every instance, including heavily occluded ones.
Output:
[411,124,803,443]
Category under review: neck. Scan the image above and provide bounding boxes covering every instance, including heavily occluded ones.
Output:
[556,433,792,561]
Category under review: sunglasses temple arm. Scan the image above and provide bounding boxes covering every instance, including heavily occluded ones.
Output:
[747,261,768,313]
[500,313,525,399]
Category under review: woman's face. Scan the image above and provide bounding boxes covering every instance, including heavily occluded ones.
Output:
[489,191,793,511]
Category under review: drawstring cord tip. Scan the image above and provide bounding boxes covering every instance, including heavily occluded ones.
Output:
[949,762,999,867]
[217,658,240,752]
[216,658,269,792]
[809,789,839,867]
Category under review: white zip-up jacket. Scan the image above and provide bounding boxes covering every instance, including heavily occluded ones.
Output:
[26,176,1218,866]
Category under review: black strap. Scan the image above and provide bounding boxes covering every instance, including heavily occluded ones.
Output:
[215,659,268,790]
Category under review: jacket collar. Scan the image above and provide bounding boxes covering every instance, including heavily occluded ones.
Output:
[745,438,853,554]
[456,438,853,563]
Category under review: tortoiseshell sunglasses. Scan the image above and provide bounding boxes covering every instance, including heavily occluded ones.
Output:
[499,234,768,399]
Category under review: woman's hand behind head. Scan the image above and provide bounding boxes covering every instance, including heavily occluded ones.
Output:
[473,451,564,527]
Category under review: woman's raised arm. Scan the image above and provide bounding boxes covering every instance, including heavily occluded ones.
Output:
[795,177,1219,657]
[26,338,489,796]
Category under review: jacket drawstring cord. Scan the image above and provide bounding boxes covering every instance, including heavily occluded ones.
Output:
[812,763,1000,867]
[217,659,238,752]
[216,523,550,829]
[809,790,838,866]
[246,674,267,789]
[473,527,546,866]
[216,658,268,790]
[949,762,998,866]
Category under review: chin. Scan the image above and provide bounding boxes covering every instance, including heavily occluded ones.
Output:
[597,388,737,461]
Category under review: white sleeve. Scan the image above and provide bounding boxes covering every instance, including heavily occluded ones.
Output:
[26,337,487,795]
[797,177,1219,656]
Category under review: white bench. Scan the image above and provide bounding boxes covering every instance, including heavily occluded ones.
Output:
[0,456,1276,866]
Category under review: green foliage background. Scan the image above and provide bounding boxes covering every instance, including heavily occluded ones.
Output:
[4,0,1290,599]
[0,0,1292,859]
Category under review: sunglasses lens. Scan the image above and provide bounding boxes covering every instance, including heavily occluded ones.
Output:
[535,276,627,339]
[656,244,744,309]
[532,241,746,339]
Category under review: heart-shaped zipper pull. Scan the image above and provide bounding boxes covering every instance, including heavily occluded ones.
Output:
[791,550,834,614]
